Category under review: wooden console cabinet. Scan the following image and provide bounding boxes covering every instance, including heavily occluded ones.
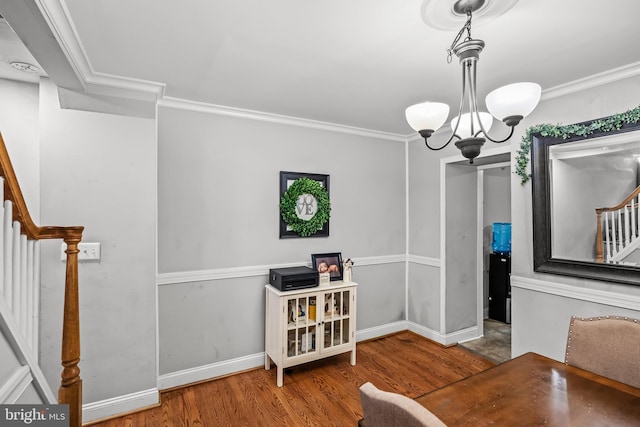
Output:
[265,281,357,386]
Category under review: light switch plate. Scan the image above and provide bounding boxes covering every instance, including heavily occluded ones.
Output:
[61,242,101,261]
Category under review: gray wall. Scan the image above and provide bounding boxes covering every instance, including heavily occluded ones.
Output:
[445,164,477,333]
[156,106,406,374]
[38,80,157,403]
[407,263,440,330]
[0,79,40,221]
[406,136,445,332]
[511,74,640,360]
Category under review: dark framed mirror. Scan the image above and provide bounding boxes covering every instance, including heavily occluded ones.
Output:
[531,114,640,286]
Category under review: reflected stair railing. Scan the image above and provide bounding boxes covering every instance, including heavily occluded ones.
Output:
[596,185,640,263]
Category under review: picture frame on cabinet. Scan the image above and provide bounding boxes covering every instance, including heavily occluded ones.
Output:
[311,252,343,281]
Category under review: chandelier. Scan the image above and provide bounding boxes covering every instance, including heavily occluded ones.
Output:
[405,0,541,164]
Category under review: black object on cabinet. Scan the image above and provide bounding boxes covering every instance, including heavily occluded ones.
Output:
[489,253,511,323]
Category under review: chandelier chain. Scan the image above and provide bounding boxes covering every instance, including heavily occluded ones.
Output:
[446,10,473,64]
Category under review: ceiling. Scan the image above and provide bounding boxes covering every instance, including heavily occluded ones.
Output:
[1,0,640,136]
[0,16,44,84]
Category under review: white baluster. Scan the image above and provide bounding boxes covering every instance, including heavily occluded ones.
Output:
[12,221,21,326]
[612,211,619,257]
[33,240,40,355]
[20,234,28,338]
[4,200,13,310]
[27,239,34,350]
[632,200,637,241]
[605,212,611,262]
[624,205,630,246]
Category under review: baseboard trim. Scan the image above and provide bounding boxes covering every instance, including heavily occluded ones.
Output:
[356,321,408,342]
[407,322,480,346]
[82,388,159,424]
[157,352,264,390]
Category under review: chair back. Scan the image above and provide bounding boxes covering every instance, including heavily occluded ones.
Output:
[359,382,447,427]
[565,316,640,388]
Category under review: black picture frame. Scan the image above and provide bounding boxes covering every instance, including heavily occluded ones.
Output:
[311,252,343,281]
[279,171,330,238]
[531,116,640,286]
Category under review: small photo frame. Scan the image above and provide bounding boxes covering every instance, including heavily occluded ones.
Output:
[311,252,343,281]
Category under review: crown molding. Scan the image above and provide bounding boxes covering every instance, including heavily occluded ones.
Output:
[541,61,640,101]
[35,0,165,102]
[158,97,406,141]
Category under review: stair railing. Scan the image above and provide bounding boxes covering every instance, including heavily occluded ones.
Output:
[596,185,640,263]
[0,133,84,427]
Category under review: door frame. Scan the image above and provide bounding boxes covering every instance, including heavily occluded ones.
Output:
[440,144,510,341]
[475,160,511,337]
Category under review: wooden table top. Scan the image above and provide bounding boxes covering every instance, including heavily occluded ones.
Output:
[415,352,640,426]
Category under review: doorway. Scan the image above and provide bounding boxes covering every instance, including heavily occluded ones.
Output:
[441,147,511,358]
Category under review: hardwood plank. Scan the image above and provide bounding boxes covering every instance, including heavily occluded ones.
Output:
[86,332,493,426]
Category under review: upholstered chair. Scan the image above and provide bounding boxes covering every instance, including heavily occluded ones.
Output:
[358,382,447,427]
[565,315,640,388]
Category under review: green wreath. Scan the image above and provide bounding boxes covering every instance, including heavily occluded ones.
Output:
[515,105,640,186]
[280,177,331,237]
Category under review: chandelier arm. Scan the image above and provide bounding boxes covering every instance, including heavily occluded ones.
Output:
[424,135,457,151]
[467,59,512,144]
[423,121,462,151]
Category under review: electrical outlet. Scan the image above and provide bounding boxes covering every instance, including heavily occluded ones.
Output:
[61,242,101,261]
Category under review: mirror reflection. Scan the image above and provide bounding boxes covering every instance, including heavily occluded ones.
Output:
[549,132,640,265]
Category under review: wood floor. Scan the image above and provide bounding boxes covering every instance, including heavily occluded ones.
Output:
[87,332,494,427]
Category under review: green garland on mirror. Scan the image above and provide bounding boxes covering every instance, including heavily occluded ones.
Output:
[515,105,640,186]
[280,177,331,237]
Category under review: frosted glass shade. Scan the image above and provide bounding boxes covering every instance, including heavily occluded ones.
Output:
[405,102,450,132]
[485,82,541,121]
[450,112,493,138]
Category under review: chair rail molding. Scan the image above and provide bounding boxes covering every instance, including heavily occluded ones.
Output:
[511,275,640,311]
[156,254,407,285]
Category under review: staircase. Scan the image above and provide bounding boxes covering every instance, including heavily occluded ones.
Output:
[596,186,640,264]
[0,133,84,426]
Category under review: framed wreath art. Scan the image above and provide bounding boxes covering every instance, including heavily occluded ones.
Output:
[279,171,331,238]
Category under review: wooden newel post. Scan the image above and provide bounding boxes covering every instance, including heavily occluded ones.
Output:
[595,209,603,263]
[59,237,82,427]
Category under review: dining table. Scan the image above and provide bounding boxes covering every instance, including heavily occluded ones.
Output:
[415,352,640,426]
